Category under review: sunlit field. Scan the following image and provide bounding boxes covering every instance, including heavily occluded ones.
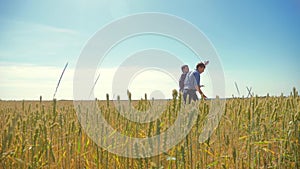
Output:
[1,88,299,169]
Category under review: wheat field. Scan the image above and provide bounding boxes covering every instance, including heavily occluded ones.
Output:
[0,88,299,169]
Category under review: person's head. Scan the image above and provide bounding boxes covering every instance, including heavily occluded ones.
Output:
[181,65,189,73]
[196,62,206,73]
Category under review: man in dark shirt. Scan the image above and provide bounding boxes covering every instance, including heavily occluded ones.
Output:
[179,65,189,92]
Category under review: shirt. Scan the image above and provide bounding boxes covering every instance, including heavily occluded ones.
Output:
[183,70,198,90]
[192,69,200,86]
[179,73,187,91]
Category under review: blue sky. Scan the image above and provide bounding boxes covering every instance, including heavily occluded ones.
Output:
[0,0,299,100]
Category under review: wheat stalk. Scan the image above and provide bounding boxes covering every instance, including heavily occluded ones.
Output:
[53,62,68,99]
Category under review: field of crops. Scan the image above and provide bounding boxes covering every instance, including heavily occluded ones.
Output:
[0,88,299,169]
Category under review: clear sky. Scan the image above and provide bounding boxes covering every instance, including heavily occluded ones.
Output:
[0,0,299,100]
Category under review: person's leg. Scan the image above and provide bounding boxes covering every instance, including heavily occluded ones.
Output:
[183,90,188,104]
[187,90,194,104]
[187,90,198,103]
[191,91,198,102]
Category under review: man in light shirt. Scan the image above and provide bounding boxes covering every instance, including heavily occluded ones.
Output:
[183,62,207,103]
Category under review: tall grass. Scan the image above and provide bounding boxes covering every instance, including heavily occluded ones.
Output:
[0,88,299,168]
[53,62,68,99]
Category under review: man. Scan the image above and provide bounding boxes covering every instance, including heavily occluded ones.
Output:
[183,62,207,103]
[179,65,189,92]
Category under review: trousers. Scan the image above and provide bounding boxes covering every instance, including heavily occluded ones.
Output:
[183,89,198,104]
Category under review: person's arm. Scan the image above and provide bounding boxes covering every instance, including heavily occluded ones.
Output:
[193,72,207,99]
[195,85,207,99]
[179,74,185,91]
[193,71,200,87]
